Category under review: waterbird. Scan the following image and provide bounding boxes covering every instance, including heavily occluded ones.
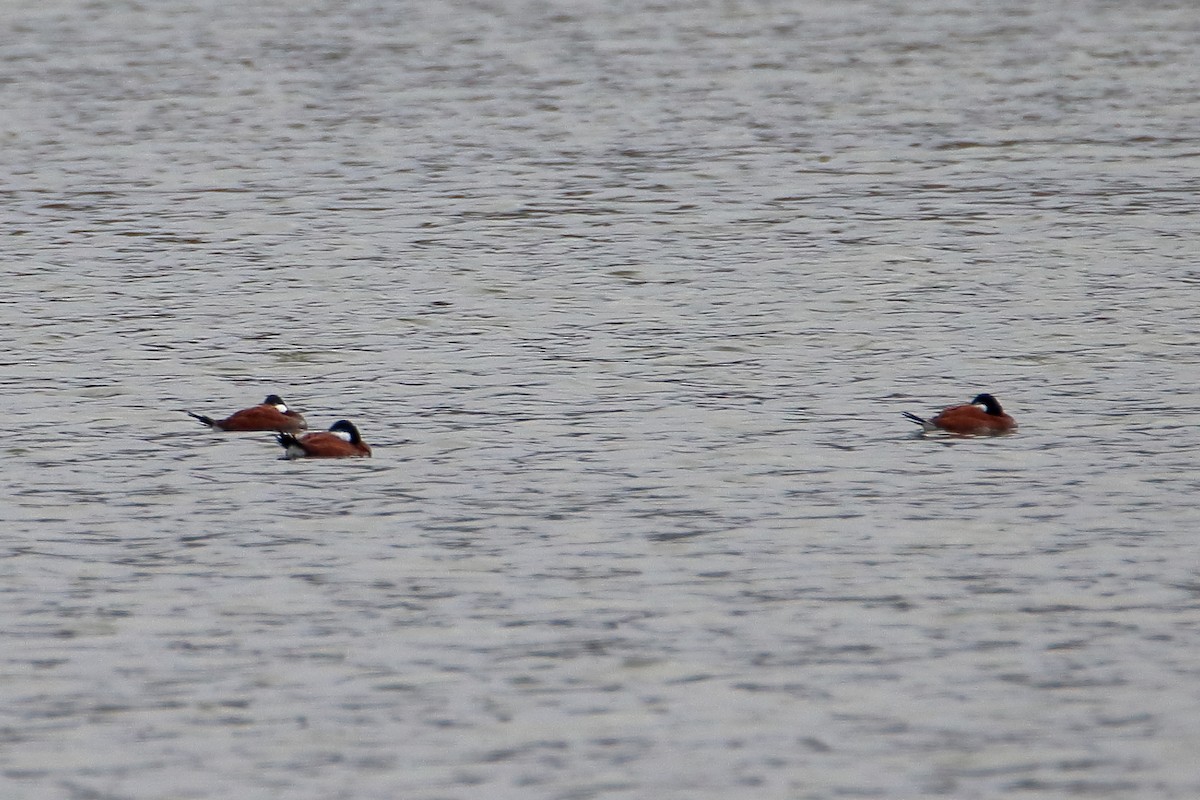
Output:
[277,420,372,459]
[903,393,1016,435]
[187,394,307,433]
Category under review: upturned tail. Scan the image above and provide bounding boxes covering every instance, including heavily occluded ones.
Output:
[276,432,308,459]
[902,411,931,429]
[187,411,216,427]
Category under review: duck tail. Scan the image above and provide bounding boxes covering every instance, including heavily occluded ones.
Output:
[187,411,216,428]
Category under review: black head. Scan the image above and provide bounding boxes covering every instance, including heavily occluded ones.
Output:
[971,393,1003,415]
[264,394,286,406]
[329,419,362,443]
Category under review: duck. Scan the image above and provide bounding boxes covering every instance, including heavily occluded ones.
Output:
[187,394,307,433]
[277,420,372,459]
[903,393,1016,435]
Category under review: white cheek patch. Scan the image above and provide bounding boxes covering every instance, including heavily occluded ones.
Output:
[331,430,352,442]
[274,404,288,413]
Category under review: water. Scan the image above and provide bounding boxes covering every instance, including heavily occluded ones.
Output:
[4,0,1200,797]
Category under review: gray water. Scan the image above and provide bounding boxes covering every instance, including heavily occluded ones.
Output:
[4,0,1200,797]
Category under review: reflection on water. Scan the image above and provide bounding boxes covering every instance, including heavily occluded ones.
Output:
[4,0,1200,797]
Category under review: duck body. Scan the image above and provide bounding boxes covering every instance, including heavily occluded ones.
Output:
[188,394,307,433]
[277,420,372,459]
[904,393,1016,435]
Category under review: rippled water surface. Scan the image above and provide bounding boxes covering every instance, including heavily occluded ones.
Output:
[5,0,1200,797]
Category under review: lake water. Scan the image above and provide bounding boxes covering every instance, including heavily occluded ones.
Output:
[4,0,1200,797]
